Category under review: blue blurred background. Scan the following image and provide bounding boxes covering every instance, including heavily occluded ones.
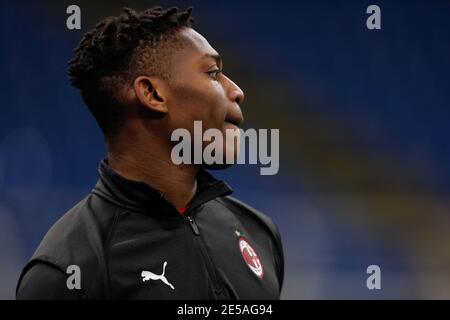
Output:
[0,0,449,299]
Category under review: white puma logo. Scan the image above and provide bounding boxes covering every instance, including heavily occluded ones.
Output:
[141,261,175,290]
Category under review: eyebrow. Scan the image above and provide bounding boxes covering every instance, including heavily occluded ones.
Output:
[202,53,222,67]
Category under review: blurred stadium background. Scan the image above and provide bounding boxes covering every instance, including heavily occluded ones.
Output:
[0,0,449,299]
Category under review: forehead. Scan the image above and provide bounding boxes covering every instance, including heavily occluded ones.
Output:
[174,28,220,65]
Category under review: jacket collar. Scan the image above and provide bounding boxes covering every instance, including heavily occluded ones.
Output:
[93,159,233,216]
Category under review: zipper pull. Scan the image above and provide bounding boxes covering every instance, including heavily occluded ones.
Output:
[187,216,200,236]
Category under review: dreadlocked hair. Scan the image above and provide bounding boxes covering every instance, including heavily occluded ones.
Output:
[67,6,194,135]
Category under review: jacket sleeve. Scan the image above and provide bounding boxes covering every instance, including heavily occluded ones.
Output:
[16,262,82,300]
[272,222,285,293]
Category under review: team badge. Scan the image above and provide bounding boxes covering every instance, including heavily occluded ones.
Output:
[238,237,264,278]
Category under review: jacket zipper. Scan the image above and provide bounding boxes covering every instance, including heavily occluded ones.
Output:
[184,212,224,297]
[186,215,199,235]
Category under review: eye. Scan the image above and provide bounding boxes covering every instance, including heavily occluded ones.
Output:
[207,69,222,81]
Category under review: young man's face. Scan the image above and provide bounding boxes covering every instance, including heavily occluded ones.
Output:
[164,27,245,167]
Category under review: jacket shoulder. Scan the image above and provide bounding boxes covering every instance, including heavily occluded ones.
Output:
[217,195,280,239]
[18,192,121,299]
[32,194,114,258]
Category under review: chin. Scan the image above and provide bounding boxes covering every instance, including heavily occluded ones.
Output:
[200,144,240,170]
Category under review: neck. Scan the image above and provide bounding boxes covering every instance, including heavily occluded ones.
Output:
[106,134,199,210]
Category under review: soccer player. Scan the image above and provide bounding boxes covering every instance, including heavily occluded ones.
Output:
[16,6,284,299]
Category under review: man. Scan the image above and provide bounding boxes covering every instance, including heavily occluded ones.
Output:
[16,6,284,299]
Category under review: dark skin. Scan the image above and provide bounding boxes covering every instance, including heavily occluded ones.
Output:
[107,27,244,210]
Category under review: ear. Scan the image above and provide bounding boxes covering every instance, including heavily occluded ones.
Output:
[133,76,169,114]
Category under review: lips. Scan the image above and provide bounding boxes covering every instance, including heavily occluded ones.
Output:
[225,113,243,127]
[225,103,244,127]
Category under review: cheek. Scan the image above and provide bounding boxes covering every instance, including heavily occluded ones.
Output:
[169,81,227,132]
[204,88,228,129]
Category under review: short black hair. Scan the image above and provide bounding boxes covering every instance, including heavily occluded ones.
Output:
[67,7,194,135]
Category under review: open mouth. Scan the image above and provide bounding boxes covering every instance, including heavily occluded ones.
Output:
[224,121,240,130]
[225,120,238,126]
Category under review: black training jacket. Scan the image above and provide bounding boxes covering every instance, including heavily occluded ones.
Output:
[16,159,284,300]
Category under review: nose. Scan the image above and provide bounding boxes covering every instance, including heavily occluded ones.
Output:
[225,75,245,105]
